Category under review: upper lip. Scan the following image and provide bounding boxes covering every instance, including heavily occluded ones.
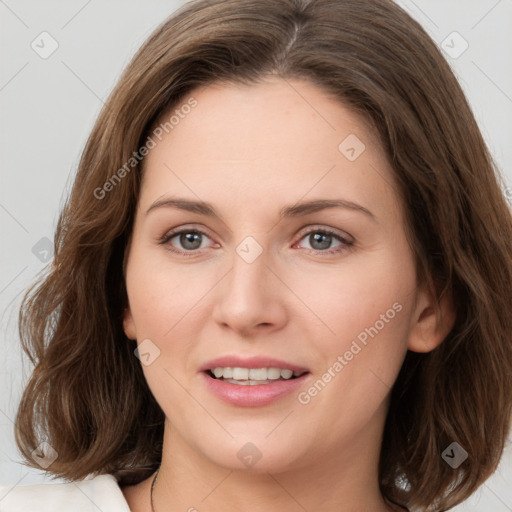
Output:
[200,356,309,374]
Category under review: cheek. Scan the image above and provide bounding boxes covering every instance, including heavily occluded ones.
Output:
[293,291,411,450]
[125,248,217,338]
[289,246,414,404]
[289,246,415,347]
[124,251,213,407]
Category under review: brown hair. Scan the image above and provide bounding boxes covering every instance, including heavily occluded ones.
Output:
[15,0,512,510]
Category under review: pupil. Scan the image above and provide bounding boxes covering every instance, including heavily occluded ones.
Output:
[180,232,202,250]
[310,232,331,250]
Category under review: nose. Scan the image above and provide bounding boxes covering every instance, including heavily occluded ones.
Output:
[211,243,288,337]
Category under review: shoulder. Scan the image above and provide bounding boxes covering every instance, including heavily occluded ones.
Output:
[0,473,130,512]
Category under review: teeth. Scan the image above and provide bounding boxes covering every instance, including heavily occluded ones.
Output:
[267,368,281,380]
[281,369,293,379]
[249,368,267,380]
[224,379,263,386]
[232,367,249,380]
[211,366,303,381]
[213,367,224,378]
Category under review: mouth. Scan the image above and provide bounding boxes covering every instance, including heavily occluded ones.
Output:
[200,357,311,407]
[206,366,308,385]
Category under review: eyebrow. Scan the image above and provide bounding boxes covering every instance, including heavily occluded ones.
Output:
[146,197,376,222]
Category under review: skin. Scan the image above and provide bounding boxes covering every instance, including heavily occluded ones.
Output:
[121,78,455,512]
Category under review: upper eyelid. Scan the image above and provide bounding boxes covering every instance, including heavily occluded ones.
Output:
[161,224,216,242]
[162,223,350,237]
[162,224,352,248]
[297,225,351,238]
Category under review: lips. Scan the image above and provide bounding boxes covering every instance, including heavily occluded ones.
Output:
[200,356,310,407]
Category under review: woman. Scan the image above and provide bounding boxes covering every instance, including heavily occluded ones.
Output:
[1,0,511,510]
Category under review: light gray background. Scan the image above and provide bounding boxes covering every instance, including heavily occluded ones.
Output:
[1,0,511,510]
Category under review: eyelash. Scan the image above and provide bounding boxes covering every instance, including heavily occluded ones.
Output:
[159,225,354,257]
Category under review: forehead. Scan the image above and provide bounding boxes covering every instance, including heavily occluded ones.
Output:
[139,78,400,223]
[150,78,380,160]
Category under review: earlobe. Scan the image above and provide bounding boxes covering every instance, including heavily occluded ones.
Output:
[407,285,456,353]
[123,307,137,340]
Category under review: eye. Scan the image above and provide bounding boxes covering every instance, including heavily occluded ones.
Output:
[160,228,216,254]
[295,228,353,254]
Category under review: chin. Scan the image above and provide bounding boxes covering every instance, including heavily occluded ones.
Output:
[193,434,310,474]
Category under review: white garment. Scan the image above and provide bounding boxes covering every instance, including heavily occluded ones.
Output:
[0,474,131,512]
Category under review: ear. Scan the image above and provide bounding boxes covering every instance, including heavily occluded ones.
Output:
[407,283,456,353]
[123,306,137,341]
[122,238,137,340]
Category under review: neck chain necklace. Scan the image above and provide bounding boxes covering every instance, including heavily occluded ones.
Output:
[150,468,160,512]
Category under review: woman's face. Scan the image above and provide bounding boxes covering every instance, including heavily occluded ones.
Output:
[123,78,434,474]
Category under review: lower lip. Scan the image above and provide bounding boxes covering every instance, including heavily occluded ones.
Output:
[202,372,310,407]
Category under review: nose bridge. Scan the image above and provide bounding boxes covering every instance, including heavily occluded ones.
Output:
[226,237,270,306]
[212,235,286,333]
